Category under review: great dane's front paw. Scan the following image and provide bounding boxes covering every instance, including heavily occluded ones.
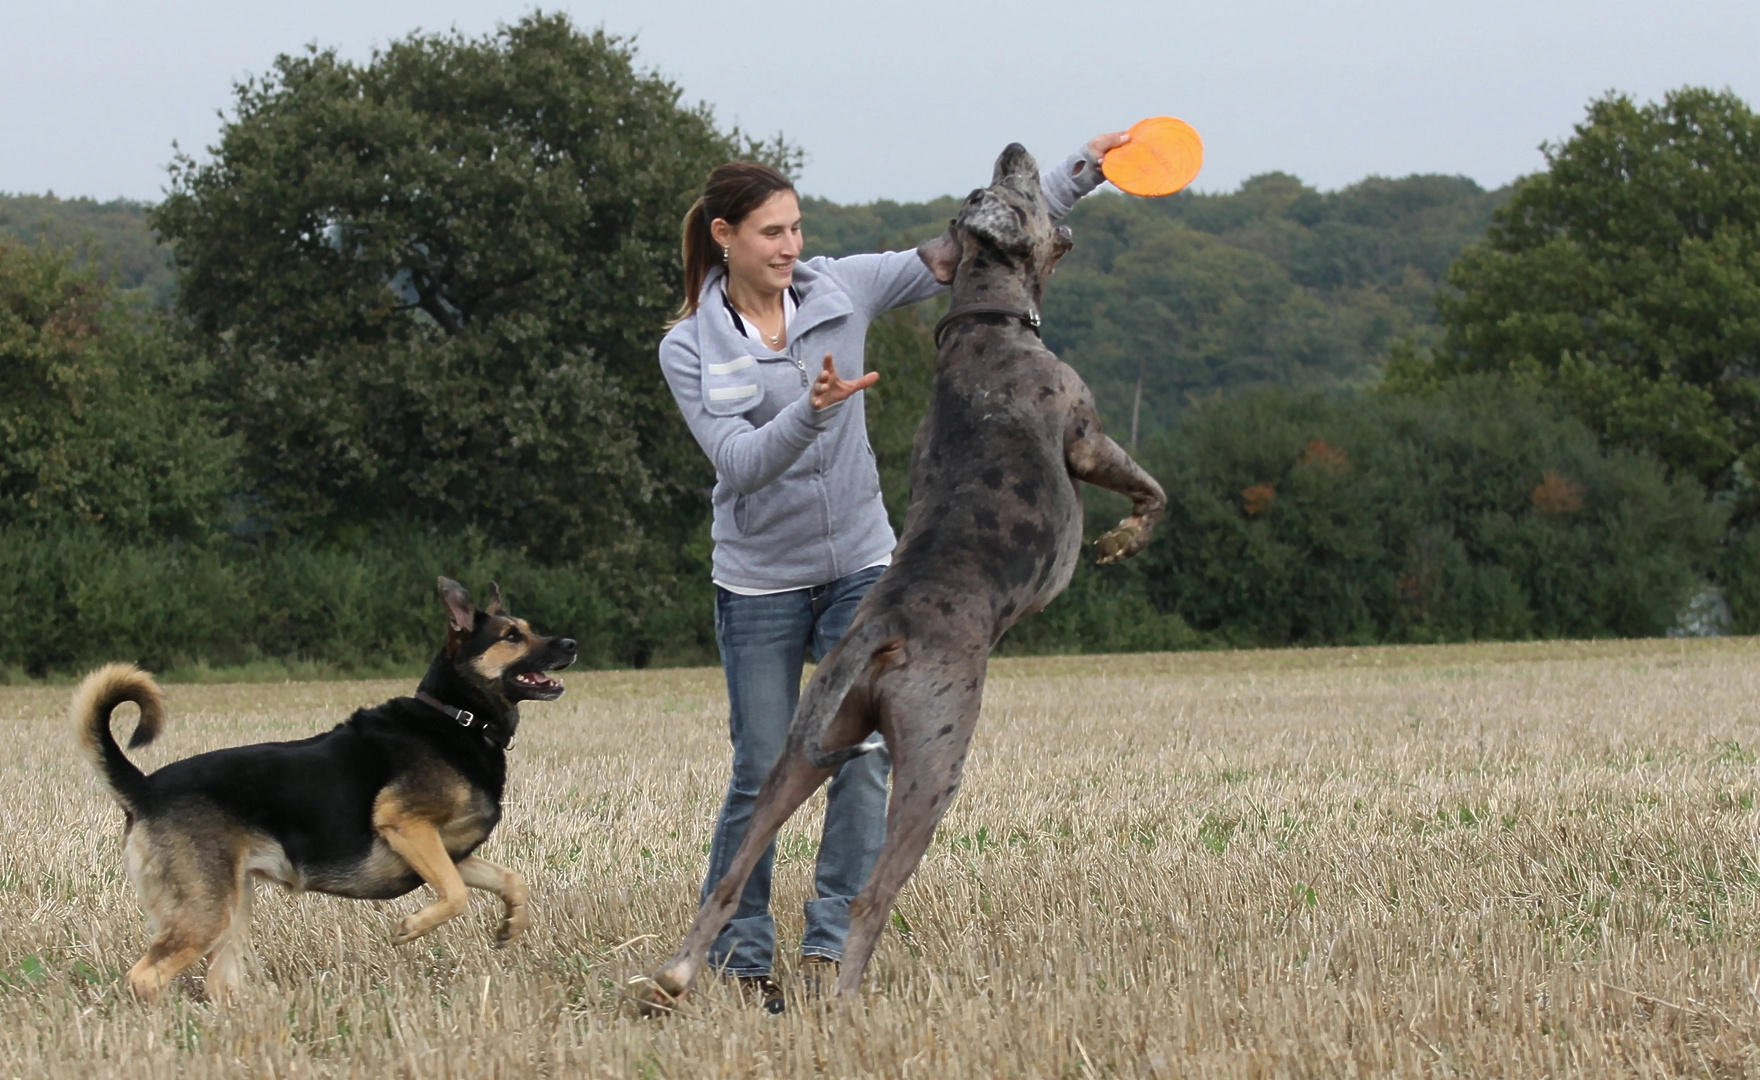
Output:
[493,905,529,948]
[1095,517,1146,564]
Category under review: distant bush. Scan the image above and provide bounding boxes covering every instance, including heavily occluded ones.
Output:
[0,522,714,679]
[999,526,1198,656]
[1135,382,1725,646]
[1721,528,1760,635]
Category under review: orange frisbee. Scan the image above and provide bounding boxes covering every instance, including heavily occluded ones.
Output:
[1105,116,1204,197]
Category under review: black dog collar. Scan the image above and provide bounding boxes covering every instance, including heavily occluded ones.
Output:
[934,304,1042,348]
[414,691,512,751]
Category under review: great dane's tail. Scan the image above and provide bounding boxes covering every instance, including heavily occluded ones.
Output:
[799,616,905,770]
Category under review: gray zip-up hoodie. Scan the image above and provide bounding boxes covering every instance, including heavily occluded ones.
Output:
[658,146,1106,593]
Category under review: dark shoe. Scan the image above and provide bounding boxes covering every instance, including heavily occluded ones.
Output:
[799,955,839,998]
[738,975,786,1014]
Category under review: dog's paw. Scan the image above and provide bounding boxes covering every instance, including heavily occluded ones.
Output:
[630,972,688,1018]
[204,979,244,1009]
[126,967,165,1003]
[493,906,529,948]
[1095,517,1145,564]
[390,916,430,946]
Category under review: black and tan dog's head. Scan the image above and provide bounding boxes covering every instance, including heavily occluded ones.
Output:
[436,577,577,706]
[916,143,1073,293]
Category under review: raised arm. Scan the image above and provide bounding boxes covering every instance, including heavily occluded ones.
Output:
[839,131,1132,320]
[1043,130,1129,220]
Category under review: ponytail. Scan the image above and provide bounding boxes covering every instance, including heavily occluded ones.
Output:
[671,162,796,326]
[675,196,717,325]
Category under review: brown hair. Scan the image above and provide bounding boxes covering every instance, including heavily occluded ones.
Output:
[672,161,797,324]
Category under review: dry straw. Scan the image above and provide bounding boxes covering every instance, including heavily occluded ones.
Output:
[3,638,1759,1077]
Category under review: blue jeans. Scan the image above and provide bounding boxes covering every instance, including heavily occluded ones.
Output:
[703,564,891,977]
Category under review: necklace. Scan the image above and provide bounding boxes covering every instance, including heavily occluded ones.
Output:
[742,304,784,347]
[722,285,787,349]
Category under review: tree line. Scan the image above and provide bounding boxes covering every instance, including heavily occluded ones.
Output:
[807,169,1508,445]
[1,13,1754,677]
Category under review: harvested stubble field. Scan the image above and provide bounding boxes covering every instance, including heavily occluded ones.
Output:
[4,639,1760,1078]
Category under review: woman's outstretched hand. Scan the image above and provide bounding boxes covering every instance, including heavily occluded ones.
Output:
[1088,130,1131,164]
[810,353,878,410]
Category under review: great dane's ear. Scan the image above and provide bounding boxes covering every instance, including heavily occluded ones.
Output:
[992,142,1038,186]
[962,189,1033,255]
[437,577,476,634]
[484,581,505,617]
[1049,225,1074,270]
[916,223,961,285]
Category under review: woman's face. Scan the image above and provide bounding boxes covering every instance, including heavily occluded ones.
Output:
[712,190,802,295]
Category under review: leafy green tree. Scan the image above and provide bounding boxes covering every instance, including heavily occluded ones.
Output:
[1135,382,1722,645]
[1418,87,1760,494]
[1048,213,1384,442]
[0,194,175,306]
[152,13,780,568]
[861,307,939,532]
[0,241,235,539]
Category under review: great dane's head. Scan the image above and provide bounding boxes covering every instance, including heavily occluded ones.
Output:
[916,143,1073,295]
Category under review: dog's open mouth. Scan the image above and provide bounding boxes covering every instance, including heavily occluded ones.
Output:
[510,671,566,699]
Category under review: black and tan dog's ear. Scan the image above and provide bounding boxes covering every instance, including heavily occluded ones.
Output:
[484,581,505,617]
[917,223,961,285]
[437,577,476,634]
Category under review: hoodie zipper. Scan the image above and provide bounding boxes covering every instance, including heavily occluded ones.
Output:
[723,284,807,386]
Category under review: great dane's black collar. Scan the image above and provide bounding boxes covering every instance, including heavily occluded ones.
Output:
[934,304,1042,349]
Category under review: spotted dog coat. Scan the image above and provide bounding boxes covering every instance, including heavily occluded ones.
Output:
[644,144,1166,1005]
[73,578,577,1005]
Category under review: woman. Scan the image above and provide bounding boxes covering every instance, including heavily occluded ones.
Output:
[658,130,1127,1008]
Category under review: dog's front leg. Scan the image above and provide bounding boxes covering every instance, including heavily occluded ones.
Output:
[374,794,470,945]
[1065,394,1167,564]
[457,856,530,946]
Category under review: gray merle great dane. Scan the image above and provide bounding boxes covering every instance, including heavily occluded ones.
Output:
[642,143,1166,1006]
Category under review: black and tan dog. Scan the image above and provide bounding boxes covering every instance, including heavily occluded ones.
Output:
[642,144,1166,1007]
[73,578,576,1004]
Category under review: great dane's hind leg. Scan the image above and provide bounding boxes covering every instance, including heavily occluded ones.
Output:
[643,748,834,1010]
[457,856,530,946]
[374,794,470,945]
[1064,390,1166,564]
[836,678,983,997]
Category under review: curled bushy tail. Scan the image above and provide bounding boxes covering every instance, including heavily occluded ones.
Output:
[71,663,164,813]
[799,619,902,770]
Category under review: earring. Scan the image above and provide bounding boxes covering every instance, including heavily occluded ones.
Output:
[722,246,729,265]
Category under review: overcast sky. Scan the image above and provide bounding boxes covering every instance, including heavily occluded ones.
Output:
[3,0,1755,206]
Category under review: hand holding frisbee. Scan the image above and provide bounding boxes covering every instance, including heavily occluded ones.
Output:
[1103,117,1204,197]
